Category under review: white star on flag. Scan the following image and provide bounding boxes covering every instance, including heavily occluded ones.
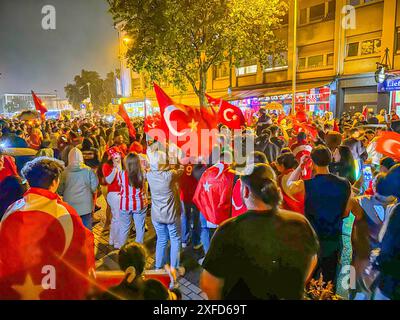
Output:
[203,181,212,192]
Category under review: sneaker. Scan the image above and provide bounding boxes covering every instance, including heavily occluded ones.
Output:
[182,243,188,249]
[198,257,205,266]
[193,243,203,250]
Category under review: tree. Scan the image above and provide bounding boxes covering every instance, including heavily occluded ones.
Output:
[64,70,117,109]
[108,0,287,106]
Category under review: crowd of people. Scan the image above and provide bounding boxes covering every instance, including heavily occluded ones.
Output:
[0,106,399,300]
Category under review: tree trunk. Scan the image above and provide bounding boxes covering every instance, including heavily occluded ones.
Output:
[198,67,207,107]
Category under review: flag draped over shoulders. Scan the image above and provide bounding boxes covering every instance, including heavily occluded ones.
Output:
[0,188,94,300]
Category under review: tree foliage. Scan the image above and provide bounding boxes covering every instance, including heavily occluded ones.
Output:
[64,70,117,109]
[108,0,287,106]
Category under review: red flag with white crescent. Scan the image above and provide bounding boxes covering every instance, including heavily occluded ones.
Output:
[153,83,219,158]
[0,188,95,300]
[193,163,235,225]
[231,179,247,218]
[376,131,400,161]
[205,94,245,129]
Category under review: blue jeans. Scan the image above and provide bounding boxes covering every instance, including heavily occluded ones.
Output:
[152,219,181,269]
[80,213,92,231]
[119,207,147,245]
[181,202,201,246]
[200,213,217,254]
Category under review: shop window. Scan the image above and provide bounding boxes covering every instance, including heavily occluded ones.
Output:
[309,3,325,22]
[360,39,381,55]
[347,42,359,57]
[308,55,324,68]
[214,63,230,79]
[327,53,334,65]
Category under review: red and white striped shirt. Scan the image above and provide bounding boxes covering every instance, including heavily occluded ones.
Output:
[118,171,148,212]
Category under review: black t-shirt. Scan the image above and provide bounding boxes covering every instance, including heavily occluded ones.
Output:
[376,204,400,299]
[304,174,351,254]
[202,210,319,300]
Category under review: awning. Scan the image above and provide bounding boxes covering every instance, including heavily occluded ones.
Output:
[218,80,333,101]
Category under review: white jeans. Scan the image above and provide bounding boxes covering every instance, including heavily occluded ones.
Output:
[107,192,121,248]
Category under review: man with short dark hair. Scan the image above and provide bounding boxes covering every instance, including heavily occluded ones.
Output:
[0,157,95,300]
[287,145,351,284]
[200,164,319,300]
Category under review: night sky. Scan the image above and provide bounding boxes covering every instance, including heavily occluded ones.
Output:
[0,0,119,98]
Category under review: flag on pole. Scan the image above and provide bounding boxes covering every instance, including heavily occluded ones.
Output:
[31,90,48,117]
[153,83,219,158]
[118,104,136,139]
[362,106,369,120]
[205,94,245,129]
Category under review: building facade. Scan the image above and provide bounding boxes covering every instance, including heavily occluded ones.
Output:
[117,0,400,117]
[0,93,66,114]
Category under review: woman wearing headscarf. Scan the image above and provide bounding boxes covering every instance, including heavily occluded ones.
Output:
[58,147,99,230]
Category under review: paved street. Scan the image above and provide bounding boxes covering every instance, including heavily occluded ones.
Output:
[92,196,207,300]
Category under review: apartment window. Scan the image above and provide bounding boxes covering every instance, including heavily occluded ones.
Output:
[298,58,306,69]
[214,63,230,79]
[309,3,325,22]
[300,8,308,25]
[264,52,288,72]
[327,53,334,65]
[281,13,289,25]
[308,55,324,68]
[326,0,336,20]
[347,42,359,57]
[299,1,336,25]
[349,0,379,5]
[298,53,333,70]
[360,39,381,55]
[396,27,400,52]
[237,63,258,76]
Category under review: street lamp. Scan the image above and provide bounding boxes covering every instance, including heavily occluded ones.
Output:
[291,0,298,115]
[375,48,391,84]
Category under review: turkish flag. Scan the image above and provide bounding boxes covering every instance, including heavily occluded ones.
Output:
[153,84,219,158]
[193,163,235,225]
[376,131,400,161]
[144,113,162,133]
[0,188,95,300]
[231,179,247,218]
[31,90,48,116]
[362,106,369,120]
[118,104,136,139]
[205,94,245,129]
[333,120,340,132]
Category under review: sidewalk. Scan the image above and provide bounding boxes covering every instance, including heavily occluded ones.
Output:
[92,196,207,300]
